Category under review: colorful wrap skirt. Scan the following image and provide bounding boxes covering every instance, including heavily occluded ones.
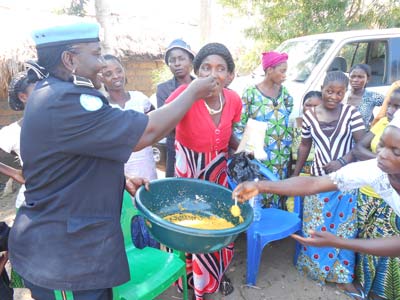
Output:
[296,190,358,284]
[175,141,233,300]
[357,192,400,300]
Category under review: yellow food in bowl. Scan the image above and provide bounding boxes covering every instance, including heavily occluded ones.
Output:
[230,205,241,217]
[164,213,234,230]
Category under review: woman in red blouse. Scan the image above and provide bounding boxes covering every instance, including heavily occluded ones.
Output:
[166,43,242,300]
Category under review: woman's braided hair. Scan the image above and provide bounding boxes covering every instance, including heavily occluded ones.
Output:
[8,72,30,111]
[323,71,349,88]
[302,90,322,104]
[193,43,235,74]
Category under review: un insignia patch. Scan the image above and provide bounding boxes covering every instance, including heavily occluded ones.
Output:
[80,94,103,111]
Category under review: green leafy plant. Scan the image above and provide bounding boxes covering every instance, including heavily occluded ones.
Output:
[219,0,400,71]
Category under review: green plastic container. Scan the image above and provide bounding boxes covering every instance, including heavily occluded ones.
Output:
[135,178,253,253]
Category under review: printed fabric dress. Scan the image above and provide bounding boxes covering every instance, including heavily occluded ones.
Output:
[166,85,242,300]
[235,85,293,208]
[344,90,384,130]
[296,104,365,284]
[330,159,400,299]
[357,117,400,299]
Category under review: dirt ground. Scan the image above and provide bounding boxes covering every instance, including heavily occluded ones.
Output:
[1,182,349,300]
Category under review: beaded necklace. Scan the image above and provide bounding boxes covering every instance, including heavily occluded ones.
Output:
[204,93,223,115]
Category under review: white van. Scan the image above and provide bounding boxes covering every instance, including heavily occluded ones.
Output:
[231,28,400,118]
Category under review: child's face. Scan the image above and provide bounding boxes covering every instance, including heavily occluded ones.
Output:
[303,96,322,114]
[321,81,346,110]
[386,92,400,121]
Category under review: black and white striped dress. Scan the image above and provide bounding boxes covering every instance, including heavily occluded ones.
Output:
[301,104,365,176]
[296,104,365,283]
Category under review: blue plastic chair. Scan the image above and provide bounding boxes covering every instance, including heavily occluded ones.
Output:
[228,160,302,286]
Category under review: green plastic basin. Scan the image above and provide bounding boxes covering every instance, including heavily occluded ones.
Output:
[135,178,253,253]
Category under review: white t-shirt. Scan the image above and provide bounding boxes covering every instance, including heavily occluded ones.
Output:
[0,121,25,208]
[0,121,21,160]
[110,91,157,180]
[329,158,400,216]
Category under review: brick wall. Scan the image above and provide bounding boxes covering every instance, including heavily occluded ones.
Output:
[123,59,164,97]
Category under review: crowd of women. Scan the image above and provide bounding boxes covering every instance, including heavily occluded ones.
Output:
[1,21,400,300]
[233,63,400,300]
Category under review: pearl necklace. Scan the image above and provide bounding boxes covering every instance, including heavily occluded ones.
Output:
[204,93,223,115]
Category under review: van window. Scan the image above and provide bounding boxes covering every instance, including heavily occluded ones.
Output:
[367,41,387,86]
[332,40,387,86]
[336,42,368,71]
[276,39,333,82]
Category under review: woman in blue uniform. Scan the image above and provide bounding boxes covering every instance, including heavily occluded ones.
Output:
[8,21,218,300]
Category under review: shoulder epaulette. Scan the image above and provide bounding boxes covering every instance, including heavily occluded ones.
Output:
[71,75,95,88]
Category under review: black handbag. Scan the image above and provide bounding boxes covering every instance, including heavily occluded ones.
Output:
[0,222,10,252]
[227,152,263,184]
[0,222,13,300]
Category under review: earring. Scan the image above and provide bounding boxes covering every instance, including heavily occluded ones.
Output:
[72,68,76,74]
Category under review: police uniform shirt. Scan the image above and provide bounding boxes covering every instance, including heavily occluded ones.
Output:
[8,76,148,290]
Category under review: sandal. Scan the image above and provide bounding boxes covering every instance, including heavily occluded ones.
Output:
[220,275,234,296]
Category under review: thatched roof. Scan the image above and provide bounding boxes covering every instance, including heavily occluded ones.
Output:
[0,8,37,100]
[0,7,197,99]
[105,14,197,60]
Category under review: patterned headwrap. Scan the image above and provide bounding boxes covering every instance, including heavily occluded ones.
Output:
[262,51,288,70]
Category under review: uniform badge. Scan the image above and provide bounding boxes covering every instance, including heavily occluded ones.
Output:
[72,75,95,88]
[80,94,103,111]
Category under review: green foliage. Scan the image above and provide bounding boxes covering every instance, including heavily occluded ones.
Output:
[54,0,88,16]
[151,65,173,91]
[235,40,266,75]
[352,0,400,29]
[219,0,400,70]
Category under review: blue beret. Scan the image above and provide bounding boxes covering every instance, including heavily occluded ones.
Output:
[32,21,100,49]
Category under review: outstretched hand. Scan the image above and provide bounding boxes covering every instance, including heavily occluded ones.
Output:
[232,181,260,202]
[291,230,338,248]
[187,76,219,100]
[125,176,150,197]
